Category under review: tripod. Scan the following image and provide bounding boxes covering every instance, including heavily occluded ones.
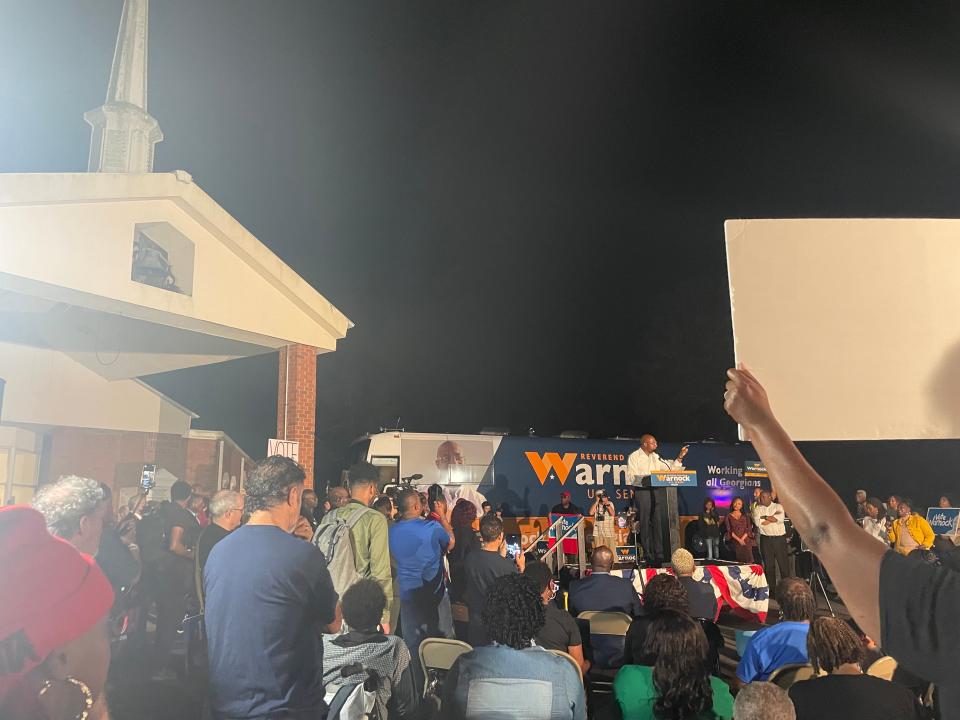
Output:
[806,551,835,616]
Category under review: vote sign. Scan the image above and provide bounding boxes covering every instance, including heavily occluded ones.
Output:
[926,507,960,535]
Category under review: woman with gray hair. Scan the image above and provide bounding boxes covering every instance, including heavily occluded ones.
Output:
[31,475,106,555]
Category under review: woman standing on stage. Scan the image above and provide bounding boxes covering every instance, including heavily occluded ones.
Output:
[724,496,755,564]
[700,499,721,561]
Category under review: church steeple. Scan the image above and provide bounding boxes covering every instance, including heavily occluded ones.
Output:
[84,0,163,173]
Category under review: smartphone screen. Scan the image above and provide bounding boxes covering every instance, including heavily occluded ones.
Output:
[140,463,157,491]
[505,533,521,560]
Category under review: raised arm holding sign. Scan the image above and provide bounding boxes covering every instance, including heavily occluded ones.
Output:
[723,365,960,712]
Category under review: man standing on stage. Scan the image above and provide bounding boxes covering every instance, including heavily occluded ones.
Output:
[551,491,583,516]
[752,490,789,590]
[626,434,688,566]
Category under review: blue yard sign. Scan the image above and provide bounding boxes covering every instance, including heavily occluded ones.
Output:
[926,507,960,535]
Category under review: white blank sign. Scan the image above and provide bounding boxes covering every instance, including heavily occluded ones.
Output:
[725,218,960,441]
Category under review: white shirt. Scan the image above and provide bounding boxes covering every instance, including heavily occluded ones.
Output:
[861,516,889,544]
[626,449,684,484]
[751,502,786,536]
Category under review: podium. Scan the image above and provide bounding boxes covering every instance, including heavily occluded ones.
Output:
[649,470,698,560]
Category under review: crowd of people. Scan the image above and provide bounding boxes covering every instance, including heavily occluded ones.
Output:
[1,366,959,719]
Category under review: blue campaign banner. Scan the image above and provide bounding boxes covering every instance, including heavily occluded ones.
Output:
[926,507,960,535]
[474,437,770,517]
[650,470,698,487]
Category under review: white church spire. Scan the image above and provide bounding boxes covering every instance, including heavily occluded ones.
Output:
[84,0,163,173]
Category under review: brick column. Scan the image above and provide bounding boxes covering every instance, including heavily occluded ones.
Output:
[276,344,317,487]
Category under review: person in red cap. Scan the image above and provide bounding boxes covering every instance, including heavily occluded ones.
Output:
[0,506,115,720]
[551,491,583,517]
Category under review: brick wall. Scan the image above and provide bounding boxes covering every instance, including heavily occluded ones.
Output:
[276,344,317,487]
[42,428,250,510]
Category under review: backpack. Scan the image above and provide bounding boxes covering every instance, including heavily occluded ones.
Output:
[137,501,171,566]
[312,505,370,595]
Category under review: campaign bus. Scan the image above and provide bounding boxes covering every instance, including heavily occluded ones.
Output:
[348,431,768,548]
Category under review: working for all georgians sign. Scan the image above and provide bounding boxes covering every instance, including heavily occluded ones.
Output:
[268,439,300,463]
[926,507,960,535]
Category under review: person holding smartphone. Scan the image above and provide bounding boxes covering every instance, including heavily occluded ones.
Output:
[463,513,524,646]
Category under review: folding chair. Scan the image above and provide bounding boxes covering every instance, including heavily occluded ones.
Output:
[418,637,472,698]
[577,611,632,669]
[767,663,816,690]
[577,611,632,697]
[548,648,583,679]
[865,655,898,681]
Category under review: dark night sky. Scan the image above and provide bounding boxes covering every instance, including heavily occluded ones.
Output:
[5,2,960,494]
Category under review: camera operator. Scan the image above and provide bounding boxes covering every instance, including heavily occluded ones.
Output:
[590,490,618,550]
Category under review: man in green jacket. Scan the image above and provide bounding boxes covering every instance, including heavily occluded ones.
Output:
[326,462,394,633]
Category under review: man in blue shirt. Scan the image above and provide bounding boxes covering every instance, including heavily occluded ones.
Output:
[736,577,814,684]
[204,456,341,720]
[389,487,454,659]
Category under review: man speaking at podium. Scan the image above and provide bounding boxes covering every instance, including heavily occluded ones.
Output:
[627,435,688,567]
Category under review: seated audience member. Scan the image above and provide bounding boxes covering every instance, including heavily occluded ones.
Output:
[448,498,480,604]
[442,573,586,720]
[788,617,921,720]
[323,579,419,720]
[845,618,884,669]
[372,494,395,522]
[888,499,935,556]
[464,512,522,646]
[853,489,869,521]
[732,682,795,720]
[736,578,813,684]
[0,506,115,720]
[861,497,890,545]
[569,545,641,616]
[195,490,244,607]
[31,475,107,555]
[614,609,734,720]
[524,561,590,674]
[723,366,960,710]
[204,456,341,720]
[671,548,718,620]
[885,495,901,522]
[624,573,689,665]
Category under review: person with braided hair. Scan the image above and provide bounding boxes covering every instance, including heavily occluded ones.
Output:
[736,578,814,685]
[788,617,921,720]
[441,573,586,719]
